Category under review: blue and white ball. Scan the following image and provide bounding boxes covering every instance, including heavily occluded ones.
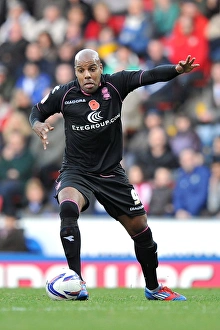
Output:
[46,268,82,300]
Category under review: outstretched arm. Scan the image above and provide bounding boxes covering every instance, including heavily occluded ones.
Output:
[138,55,200,87]
[175,55,200,74]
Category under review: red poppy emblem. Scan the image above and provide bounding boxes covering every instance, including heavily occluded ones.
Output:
[89,100,100,111]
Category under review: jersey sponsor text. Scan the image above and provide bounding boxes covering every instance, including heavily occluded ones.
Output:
[72,114,120,131]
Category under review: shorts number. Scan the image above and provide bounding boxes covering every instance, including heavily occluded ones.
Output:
[131,189,140,205]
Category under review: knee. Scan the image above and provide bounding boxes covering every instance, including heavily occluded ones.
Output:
[130,215,148,236]
[60,200,79,221]
[60,201,80,238]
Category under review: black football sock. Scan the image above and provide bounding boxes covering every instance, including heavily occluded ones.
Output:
[59,200,82,279]
[132,227,159,290]
[60,218,82,279]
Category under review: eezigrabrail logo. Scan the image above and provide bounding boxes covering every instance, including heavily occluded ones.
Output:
[87,111,103,123]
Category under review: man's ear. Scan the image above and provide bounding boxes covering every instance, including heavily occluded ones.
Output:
[100,63,103,73]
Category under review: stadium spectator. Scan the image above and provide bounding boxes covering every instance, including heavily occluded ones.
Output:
[144,37,172,68]
[22,177,58,216]
[165,0,210,72]
[24,41,56,79]
[164,13,210,100]
[152,0,180,38]
[0,21,29,79]
[84,1,124,41]
[0,130,35,217]
[149,167,174,217]
[173,148,210,219]
[34,4,67,46]
[0,0,36,43]
[56,41,78,66]
[66,3,89,33]
[96,26,118,64]
[205,12,220,62]
[66,0,93,28]
[207,159,220,217]
[104,45,141,74]
[36,31,58,65]
[124,109,162,168]
[169,112,202,157]
[0,64,15,102]
[15,61,52,106]
[11,88,32,119]
[173,0,209,36]
[118,0,156,57]
[132,126,179,179]
[0,214,28,252]
[53,63,75,86]
[2,110,32,143]
[63,22,84,52]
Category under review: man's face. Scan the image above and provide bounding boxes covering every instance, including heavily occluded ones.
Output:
[75,56,103,94]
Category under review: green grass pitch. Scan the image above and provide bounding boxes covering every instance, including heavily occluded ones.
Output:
[0,288,220,330]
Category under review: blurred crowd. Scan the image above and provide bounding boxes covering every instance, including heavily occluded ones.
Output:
[0,0,220,247]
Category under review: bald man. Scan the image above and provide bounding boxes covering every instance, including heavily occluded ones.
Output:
[30,49,199,301]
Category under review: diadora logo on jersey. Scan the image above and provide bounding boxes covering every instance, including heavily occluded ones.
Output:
[64,98,86,105]
[88,100,100,111]
[87,111,103,123]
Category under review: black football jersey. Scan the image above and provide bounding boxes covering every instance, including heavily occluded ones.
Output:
[30,66,178,173]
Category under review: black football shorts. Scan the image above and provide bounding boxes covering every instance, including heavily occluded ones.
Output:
[55,164,146,220]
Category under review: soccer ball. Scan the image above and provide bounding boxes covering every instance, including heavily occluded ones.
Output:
[45,268,82,301]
